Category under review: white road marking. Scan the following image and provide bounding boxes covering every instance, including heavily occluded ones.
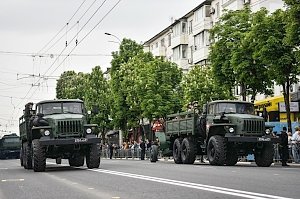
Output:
[1,179,24,182]
[0,168,8,170]
[90,169,293,199]
[88,188,94,190]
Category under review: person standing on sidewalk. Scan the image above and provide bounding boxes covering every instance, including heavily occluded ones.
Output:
[140,140,146,160]
[279,127,289,166]
[291,127,300,163]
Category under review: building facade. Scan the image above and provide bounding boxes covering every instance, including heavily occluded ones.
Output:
[143,0,295,101]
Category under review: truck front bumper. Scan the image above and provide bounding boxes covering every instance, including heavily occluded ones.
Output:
[39,136,100,146]
[226,136,279,143]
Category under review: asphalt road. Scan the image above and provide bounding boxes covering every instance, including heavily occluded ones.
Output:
[0,158,299,199]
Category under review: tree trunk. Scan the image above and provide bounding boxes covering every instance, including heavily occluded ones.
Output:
[241,84,246,101]
[282,80,292,133]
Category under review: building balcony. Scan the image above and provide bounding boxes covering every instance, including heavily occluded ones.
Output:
[193,18,212,35]
[171,34,188,49]
[193,46,210,64]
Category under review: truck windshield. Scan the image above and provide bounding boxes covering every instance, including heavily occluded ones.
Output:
[40,102,84,115]
[217,103,254,114]
[3,138,20,143]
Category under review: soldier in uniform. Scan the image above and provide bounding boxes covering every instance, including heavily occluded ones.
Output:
[279,127,289,166]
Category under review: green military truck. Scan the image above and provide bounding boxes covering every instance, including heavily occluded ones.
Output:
[150,100,277,167]
[0,133,21,159]
[19,99,101,172]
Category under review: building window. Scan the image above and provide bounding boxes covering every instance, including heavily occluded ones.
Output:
[182,45,188,59]
[194,10,198,22]
[155,42,158,48]
[173,46,181,61]
[182,22,187,34]
[205,6,211,17]
[168,34,171,46]
[189,20,193,34]
[216,2,220,18]
[161,38,165,47]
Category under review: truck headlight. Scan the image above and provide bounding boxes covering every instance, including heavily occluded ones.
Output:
[265,129,270,135]
[229,127,234,133]
[86,128,92,134]
[44,130,50,136]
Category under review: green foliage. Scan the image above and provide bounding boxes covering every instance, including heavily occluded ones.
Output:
[135,58,183,120]
[109,38,144,131]
[284,0,300,50]
[209,6,272,100]
[181,65,232,110]
[251,8,300,132]
[56,71,87,99]
[84,66,111,134]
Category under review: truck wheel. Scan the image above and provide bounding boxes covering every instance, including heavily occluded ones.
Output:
[226,145,238,166]
[150,145,158,163]
[173,138,182,164]
[69,154,84,167]
[207,135,226,166]
[181,137,196,164]
[33,139,46,172]
[255,143,274,167]
[86,143,100,169]
[23,142,33,169]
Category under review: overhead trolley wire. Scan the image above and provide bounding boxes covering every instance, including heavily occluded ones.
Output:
[10,0,110,120]
[43,0,98,55]
[37,0,87,55]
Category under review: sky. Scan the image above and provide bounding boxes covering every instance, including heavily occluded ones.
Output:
[0,0,204,135]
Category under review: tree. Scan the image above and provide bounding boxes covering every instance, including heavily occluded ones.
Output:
[251,9,300,132]
[284,0,300,52]
[56,71,87,99]
[181,65,232,110]
[135,58,183,120]
[109,38,144,132]
[209,6,272,101]
[84,66,111,137]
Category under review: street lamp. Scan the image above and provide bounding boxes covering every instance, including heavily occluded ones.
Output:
[104,32,122,44]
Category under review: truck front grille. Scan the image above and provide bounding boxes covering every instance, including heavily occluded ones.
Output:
[57,120,82,135]
[243,120,264,134]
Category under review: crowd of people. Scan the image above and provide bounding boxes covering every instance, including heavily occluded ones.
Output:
[275,126,300,166]
[103,139,153,160]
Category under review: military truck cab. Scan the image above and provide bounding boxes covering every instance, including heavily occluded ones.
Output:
[0,133,21,159]
[19,99,101,172]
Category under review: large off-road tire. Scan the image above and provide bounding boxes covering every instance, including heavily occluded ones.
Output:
[173,138,182,164]
[20,147,24,166]
[33,139,46,172]
[86,143,100,169]
[181,137,196,164]
[23,142,33,169]
[69,154,84,167]
[255,143,274,167]
[226,144,238,166]
[207,135,226,166]
[150,145,158,163]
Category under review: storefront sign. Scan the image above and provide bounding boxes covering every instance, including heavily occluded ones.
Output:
[279,102,299,112]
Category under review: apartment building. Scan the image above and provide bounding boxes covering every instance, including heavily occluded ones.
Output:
[143,0,294,100]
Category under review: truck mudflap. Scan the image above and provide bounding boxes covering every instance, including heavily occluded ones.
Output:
[226,136,280,143]
[39,137,101,146]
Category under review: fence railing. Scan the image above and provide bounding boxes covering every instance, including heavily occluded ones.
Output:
[102,144,298,163]
[101,148,162,159]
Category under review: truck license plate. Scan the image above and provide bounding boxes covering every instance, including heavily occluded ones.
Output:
[75,138,87,143]
[258,137,271,141]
